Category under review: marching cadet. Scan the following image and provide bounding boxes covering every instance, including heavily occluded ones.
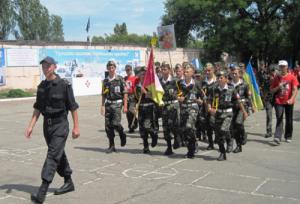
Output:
[25,56,80,203]
[124,64,138,133]
[134,66,158,154]
[230,66,250,153]
[177,64,203,158]
[101,61,128,153]
[202,63,218,150]
[194,69,207,142]
[257,64,276,138]
[207,71,245,161]
[160,63,181,155]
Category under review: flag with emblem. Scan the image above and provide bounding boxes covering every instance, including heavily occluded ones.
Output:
[143,47,164,106]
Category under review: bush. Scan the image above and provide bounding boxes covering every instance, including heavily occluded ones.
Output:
[0,89,34,98]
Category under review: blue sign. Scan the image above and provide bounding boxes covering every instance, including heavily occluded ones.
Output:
[39,48,141,79]
[0,48,4,67]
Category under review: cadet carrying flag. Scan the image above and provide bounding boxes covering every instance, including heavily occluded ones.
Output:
[143,47,164,106]
[86,17,90,32]
[243,61,264,110]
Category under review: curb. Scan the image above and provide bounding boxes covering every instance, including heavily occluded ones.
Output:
[0,97,36,102]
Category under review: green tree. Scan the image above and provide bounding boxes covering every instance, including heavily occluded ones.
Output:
[49,15,64,42]
[92,23,152,46]
[16,0,49,40]
[113,22,128,35]
[0,0,16,40]
[162,0,300,64]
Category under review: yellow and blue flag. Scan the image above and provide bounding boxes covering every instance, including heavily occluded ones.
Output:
[243,62,264,110]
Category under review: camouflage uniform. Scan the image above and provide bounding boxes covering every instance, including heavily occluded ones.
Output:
[135,83,158,153]
[102,75,127,151]
[178,79,202,158]
[231,79,251,152]
[160,76,180,155]
[209,83,238,160]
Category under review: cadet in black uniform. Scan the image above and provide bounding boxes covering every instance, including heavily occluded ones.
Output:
[160,64,180,155]
[258,65,276,138]
[101,61,128,153]
[207,71,244,161]
[202,63,218,150]
[230,66,250,153]
[25,56,80,204]
[134,66,158,153]
[178,64,203,158]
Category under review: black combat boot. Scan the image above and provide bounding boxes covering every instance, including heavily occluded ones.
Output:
[151,133,158,147]
[120,132,127,147]
[106,138,116,153]
[233,145,242,153]
[164,140,173,155]
[31,180,49,204]
[233,138,242,153]
[217,143,227,161]
[143,139,150,154]
[242,131,248,145]
[173,134,181,149]
[226,138,233,153]
[186,150,195,159]
[54,176,75,195]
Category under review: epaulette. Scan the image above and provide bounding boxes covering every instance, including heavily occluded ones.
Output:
[62,78,72,86]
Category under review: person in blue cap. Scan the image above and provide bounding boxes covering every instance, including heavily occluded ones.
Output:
[25,56,80,203]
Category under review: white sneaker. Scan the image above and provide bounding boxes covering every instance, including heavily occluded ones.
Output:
[285,139,292,143]
[274,138,280,145]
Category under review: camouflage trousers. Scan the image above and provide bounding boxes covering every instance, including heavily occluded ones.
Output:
[162,103,180,141]
[180,104,199,153]
[215,111,233,144]
[105,102,124,139]
[126,95,138,130]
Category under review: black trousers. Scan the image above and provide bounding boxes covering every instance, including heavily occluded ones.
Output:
[265,100,273,134]
[274,104,294,140]
[42,117,72,183]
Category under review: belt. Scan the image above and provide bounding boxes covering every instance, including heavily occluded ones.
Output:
[217,108,233,113]
[240,99,247,102]
[139,103,154,107]
[106,99,123,104]
[181,103,198,108]
[164,100,178,105]
[44,116,66,125]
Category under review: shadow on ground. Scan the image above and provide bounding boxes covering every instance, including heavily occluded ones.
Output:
[0,184,55,194]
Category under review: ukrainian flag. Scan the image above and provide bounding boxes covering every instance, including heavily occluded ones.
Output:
[243,62,264,110]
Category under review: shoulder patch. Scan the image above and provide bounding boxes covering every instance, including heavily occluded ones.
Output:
[62,78,72,85]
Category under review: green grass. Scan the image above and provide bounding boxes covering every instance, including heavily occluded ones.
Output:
[0,89,34,99]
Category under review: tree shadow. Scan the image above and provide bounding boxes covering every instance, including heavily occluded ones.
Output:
[247,138,278,147]
[246,132,266,137]
[0,184,55,194]
[75,146,163,156]
[74,146,190,159]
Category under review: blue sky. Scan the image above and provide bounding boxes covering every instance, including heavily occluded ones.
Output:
[40,0,166,41]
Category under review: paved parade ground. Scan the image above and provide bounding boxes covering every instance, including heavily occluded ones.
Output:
[0,95,300,204]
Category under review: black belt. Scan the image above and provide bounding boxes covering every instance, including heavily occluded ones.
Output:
[44,116,66,125]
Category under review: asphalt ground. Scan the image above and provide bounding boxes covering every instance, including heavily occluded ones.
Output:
[0,95,300,204]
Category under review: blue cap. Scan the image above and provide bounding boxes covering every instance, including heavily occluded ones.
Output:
[229,63,236,69]
[40,56,57,64]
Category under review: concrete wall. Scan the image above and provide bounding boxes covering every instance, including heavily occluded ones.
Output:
[0,41,201,91]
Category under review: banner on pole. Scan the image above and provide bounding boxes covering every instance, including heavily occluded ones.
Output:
[157,24,176,49]
[0,48,5,86]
